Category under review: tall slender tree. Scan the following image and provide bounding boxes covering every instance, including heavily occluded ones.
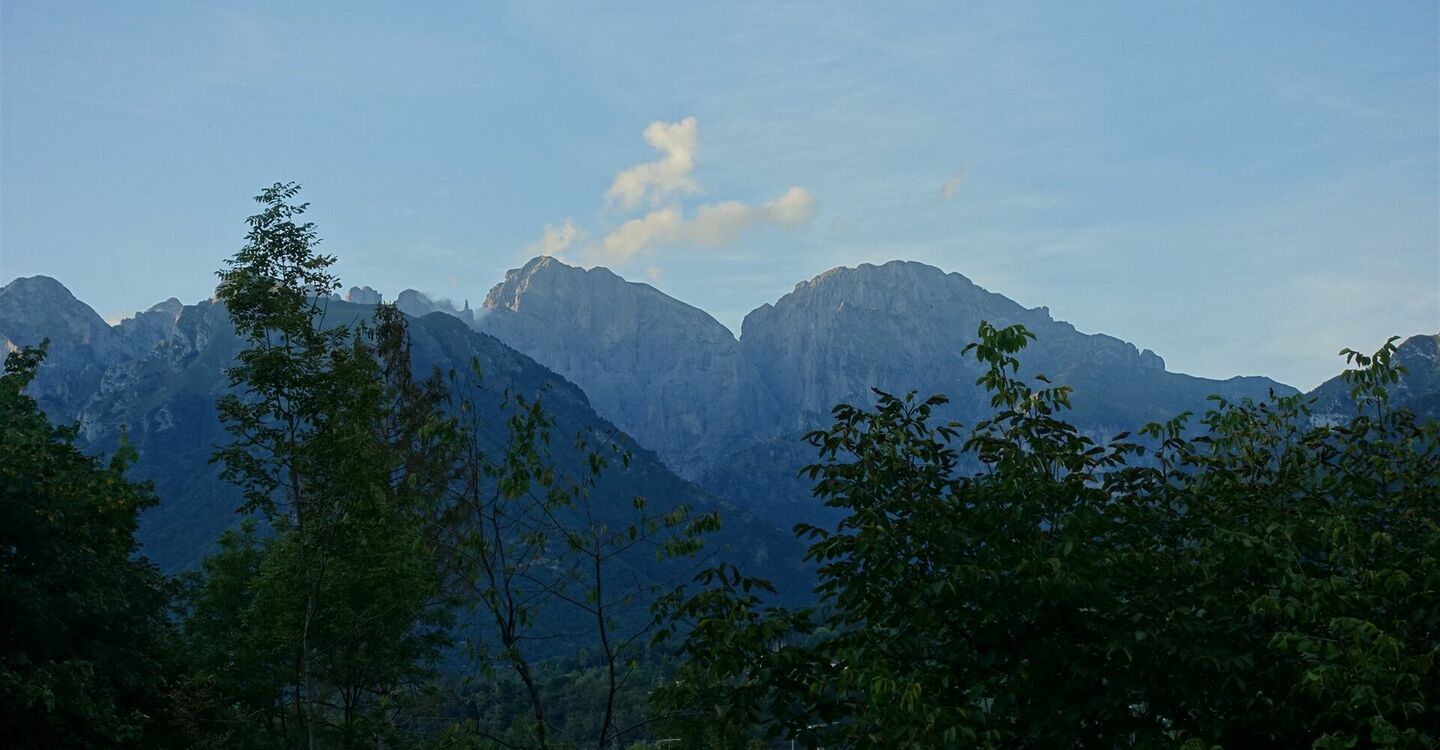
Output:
[181,183,450,749]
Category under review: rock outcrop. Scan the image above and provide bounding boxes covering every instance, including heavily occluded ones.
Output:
[114,298,185,352]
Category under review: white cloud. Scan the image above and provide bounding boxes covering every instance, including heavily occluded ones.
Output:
[604,117,700,210]
[596,187,816,263]
[764,186,818,225]
[525,218,584,258]
[527,116,817,266]
[599,208,684,262]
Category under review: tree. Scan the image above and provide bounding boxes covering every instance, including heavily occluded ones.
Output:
[656,322,1440,748]
[435,375,719,749]
[181,181,721,750]
[181,183,452,748]
[0,343,179,748]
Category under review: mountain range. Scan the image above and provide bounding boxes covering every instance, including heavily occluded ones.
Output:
[470,257,1379,523]
[3,257,1437,568]
[0,276,800,585]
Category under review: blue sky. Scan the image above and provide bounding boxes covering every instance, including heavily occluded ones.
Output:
[2,1,1436,389]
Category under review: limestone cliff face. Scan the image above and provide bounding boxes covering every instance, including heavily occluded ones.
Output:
[740,261,1048,429]
[478,256,778,479]
[739,260,1281,437]
[114,298,185,353]
[474,257,1305,524]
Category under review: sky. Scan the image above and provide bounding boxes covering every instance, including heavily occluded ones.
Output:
[2,1,1436,390]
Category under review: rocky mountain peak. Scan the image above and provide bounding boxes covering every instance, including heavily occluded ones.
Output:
[482,256,730,343]
[0,275,129,420]
[801,259,959,289]
[484,256,624,316]
[346,285,382,305]
[1,274,77,301]
[1308,333,1440,421]
[395,289,434,316]
[114,297,186,352]
[150,297,184,314]
[0,275,119,349]
[742,260,1007,339]
[1401,333,1439,359]
[797,259,982,297]
[1,275,109,328]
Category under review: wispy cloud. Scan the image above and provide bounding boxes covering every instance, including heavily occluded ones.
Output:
[526,117,818,266]
[598,186,816,263]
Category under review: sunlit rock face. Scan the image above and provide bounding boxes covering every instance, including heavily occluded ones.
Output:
[479,256,779,481]
[115,298,185,353]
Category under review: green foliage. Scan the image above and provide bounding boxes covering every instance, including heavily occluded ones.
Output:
[0,343,179,748]
[181,184,452,748]
[436,369,721,749]
[657,323,1440,748]
[435,659,664,749]
[650,562,808,749]
[181,182,713,749]
[212,181,349,521]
